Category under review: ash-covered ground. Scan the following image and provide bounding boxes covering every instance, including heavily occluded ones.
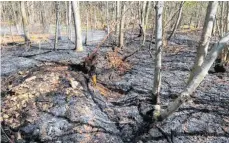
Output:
[1,31,229,143]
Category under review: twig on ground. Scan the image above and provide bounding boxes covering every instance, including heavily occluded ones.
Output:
[1,127,14,143]
[156,125,173,143]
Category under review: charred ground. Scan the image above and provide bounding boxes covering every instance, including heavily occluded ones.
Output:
[1,30,229,143]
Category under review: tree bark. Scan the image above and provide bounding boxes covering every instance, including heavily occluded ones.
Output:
[119,2,126,48]
[223,2,229,63]
[167,1,185,40]
[220,2,225,37]
[68,1,72,41]
[72,1,83,51]
[94,6,97,30]
[142,1,151,45]
[106,1,110,34]
[115,1,120,44]
[158,33,229,121]
[54,1,60,50]
[41,2,48,33]
[85,11,89,45]
[20,1,30,43]
[152,1,164,110]
[188,1,218,83]
[11,2,20,35]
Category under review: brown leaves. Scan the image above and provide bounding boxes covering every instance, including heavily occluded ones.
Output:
[106,50,132,74]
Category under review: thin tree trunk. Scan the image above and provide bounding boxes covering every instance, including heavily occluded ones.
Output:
[85,11,88,45]
[72,1,83,51]
[223,2,229,63]
[68,1,72,41]
[119,2,126,48]
[54,1,60,50]
[11,2,20,35]
[212,15,217,36]
[143,1,151,45]
[94,7,97,30]
[189,15,193,29]
[152,1,164,114]
[20,1,30,43]
[115,1,120,44]
[157,33,229,121]
[41,2,48,33]
[65,1,68,37]
[167,1,185,40]
[188,1,218,83]
[226,2,229,33]
[58,10,62,40]
[106,1,109,34]
[220,2,225,37]
[140,1,147,43]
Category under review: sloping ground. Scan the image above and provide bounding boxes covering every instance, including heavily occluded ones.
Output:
[1,33,229,143]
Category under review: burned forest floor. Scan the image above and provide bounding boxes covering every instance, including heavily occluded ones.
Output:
[1,30,229,143]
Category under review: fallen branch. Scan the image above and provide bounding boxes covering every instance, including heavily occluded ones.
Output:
[156,125,173,143]
[122,48,140,61]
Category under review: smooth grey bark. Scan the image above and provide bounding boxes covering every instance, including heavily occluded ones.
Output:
[41,2,48,33]
[106,1,110,34]
[72,1,83,51]
[140,1,147,44]
[54,1,60,50]
[119,2,126,48]
[227,2,229,33]
[115,1,120,44]
[142,1,151,45]
[20,1,30,43]
[152,1,164,111]
[189,1,218,83]
[158,33,229,121]
[144,1,151,28]
[94,6,97,30]
[167,1,185,40]
[85,11,88,45]
[11,2,20,34]
[220,2,225,37]
[68,1,72,41]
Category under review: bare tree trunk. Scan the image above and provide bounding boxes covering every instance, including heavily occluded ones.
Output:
[58,11,62,40]
[115,1,120,44]
[94,7,97,30]
[85,11,89,45]
[223,2,229,63]
[54,1,60,50]
[189,15,193,29]
[140,1,146,43]
[227,2,229,33]
[188,1,218,83]
[106,1,110,34]
[142,1,151,45]
[157,33,229,121]
[20,1,30,43]
[119,2,126,48]
[65,2,68,37]
[152,1,164,116]
[220,2,225,37]
[41,2,48,33]
[68,1,72,41]
[11,2,20,35]
[167,1,185,40]
[72,1,83,51]
[212,16,217,36]
[144,1,151,29]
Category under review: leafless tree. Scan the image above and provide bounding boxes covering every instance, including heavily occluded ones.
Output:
[152,2,164,120]
[72,1,83,51]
